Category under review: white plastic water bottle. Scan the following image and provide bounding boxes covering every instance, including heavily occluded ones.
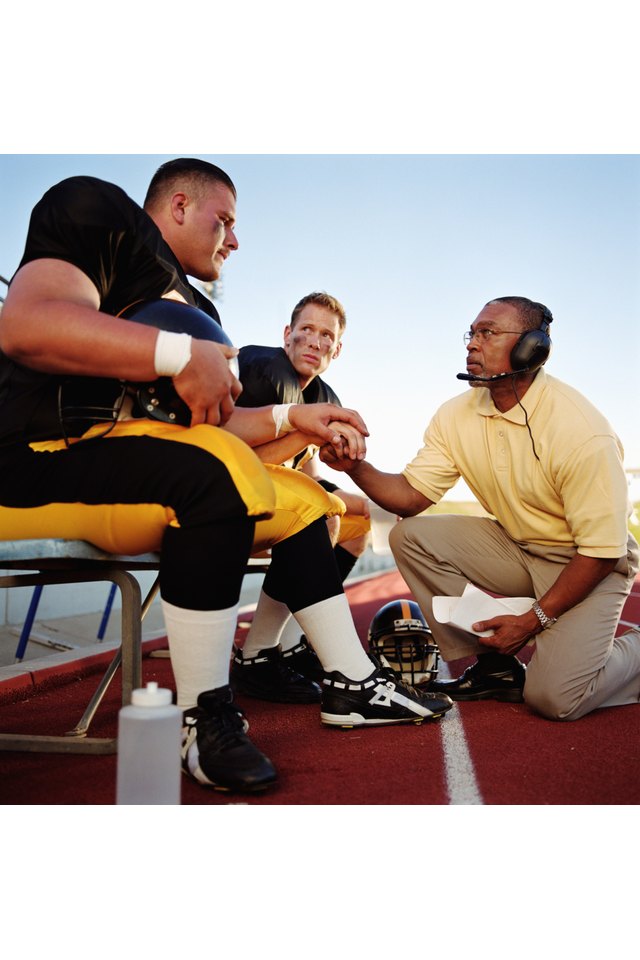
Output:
[116,681,182,805]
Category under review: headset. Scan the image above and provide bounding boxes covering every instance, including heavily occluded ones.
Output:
[509,304,553,373]
[456,299,553,460]
[457,302,553,383]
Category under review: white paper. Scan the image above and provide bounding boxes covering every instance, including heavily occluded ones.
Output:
[432,583,535,637]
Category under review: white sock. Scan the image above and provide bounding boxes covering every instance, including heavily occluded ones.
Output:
[293,594,373,680]
[161,598,239,708]
[279,614,303,652]
[242,590,289,657]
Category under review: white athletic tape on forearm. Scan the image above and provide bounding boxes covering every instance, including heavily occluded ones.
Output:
[154,330,193,377]
[272,403,295,437]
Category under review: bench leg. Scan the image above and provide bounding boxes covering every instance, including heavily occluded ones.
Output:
[0,571,155,755]
[65,573,159,739]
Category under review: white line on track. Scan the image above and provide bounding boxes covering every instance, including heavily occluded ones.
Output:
[439,601,639,803]
[439,664,484,805]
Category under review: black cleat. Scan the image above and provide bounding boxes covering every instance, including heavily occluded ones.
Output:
[231,644,322,703]
[320,658,453,728]
[281,635,324,682]
[181,686,277,792]
[428,657,526,702]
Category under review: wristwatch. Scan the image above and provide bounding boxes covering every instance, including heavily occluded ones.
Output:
[532,601,558,630]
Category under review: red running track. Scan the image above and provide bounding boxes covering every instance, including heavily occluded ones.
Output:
[0,570,638,805]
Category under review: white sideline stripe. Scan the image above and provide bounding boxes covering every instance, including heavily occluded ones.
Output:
[439,664,484,805]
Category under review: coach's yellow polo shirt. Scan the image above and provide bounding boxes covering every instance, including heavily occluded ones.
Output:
[402,370,630,558]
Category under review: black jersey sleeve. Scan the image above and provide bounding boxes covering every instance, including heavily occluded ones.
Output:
[0,176,197,444]
[17,176,181,313]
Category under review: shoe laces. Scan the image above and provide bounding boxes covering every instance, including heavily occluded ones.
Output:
[374,663,426,698]
[188,699,250,748]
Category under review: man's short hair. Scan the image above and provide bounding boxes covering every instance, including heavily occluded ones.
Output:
[290,291,347,333]
[144,158,236,211]
[487,295,552,332]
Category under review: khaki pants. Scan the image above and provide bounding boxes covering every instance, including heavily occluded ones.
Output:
[390,515,640,721]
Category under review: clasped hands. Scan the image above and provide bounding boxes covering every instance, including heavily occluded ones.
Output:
[288,404,369,461]
[318,433,363,473]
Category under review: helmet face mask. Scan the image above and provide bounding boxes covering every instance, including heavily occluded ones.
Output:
[368,599,439,686]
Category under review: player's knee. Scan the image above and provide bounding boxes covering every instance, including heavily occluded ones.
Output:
[165,447,254,526]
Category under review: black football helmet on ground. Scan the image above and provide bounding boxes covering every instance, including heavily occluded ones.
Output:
[368,598,439,686]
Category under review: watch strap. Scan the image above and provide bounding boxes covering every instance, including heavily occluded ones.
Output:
[532,600,557,630]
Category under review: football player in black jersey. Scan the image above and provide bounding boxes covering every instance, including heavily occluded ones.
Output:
[0,159,452,793]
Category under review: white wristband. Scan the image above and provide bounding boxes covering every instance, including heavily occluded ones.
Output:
[272,403,295,438]
[154,330,193,377]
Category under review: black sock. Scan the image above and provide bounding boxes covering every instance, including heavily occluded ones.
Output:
[334,544,359,582]
[264,518,342,610]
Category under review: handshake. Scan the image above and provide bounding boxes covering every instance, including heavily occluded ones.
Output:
[286,403,369,468]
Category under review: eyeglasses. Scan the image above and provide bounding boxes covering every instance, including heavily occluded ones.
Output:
[463,328,523,346]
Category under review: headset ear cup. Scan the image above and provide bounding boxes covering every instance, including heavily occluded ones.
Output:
[510,329,551,372]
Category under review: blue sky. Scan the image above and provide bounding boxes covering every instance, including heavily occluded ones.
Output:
[1,154,638,499]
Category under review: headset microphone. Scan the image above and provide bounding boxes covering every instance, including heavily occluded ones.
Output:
[458,303,553,384]
[456,370,528,382]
